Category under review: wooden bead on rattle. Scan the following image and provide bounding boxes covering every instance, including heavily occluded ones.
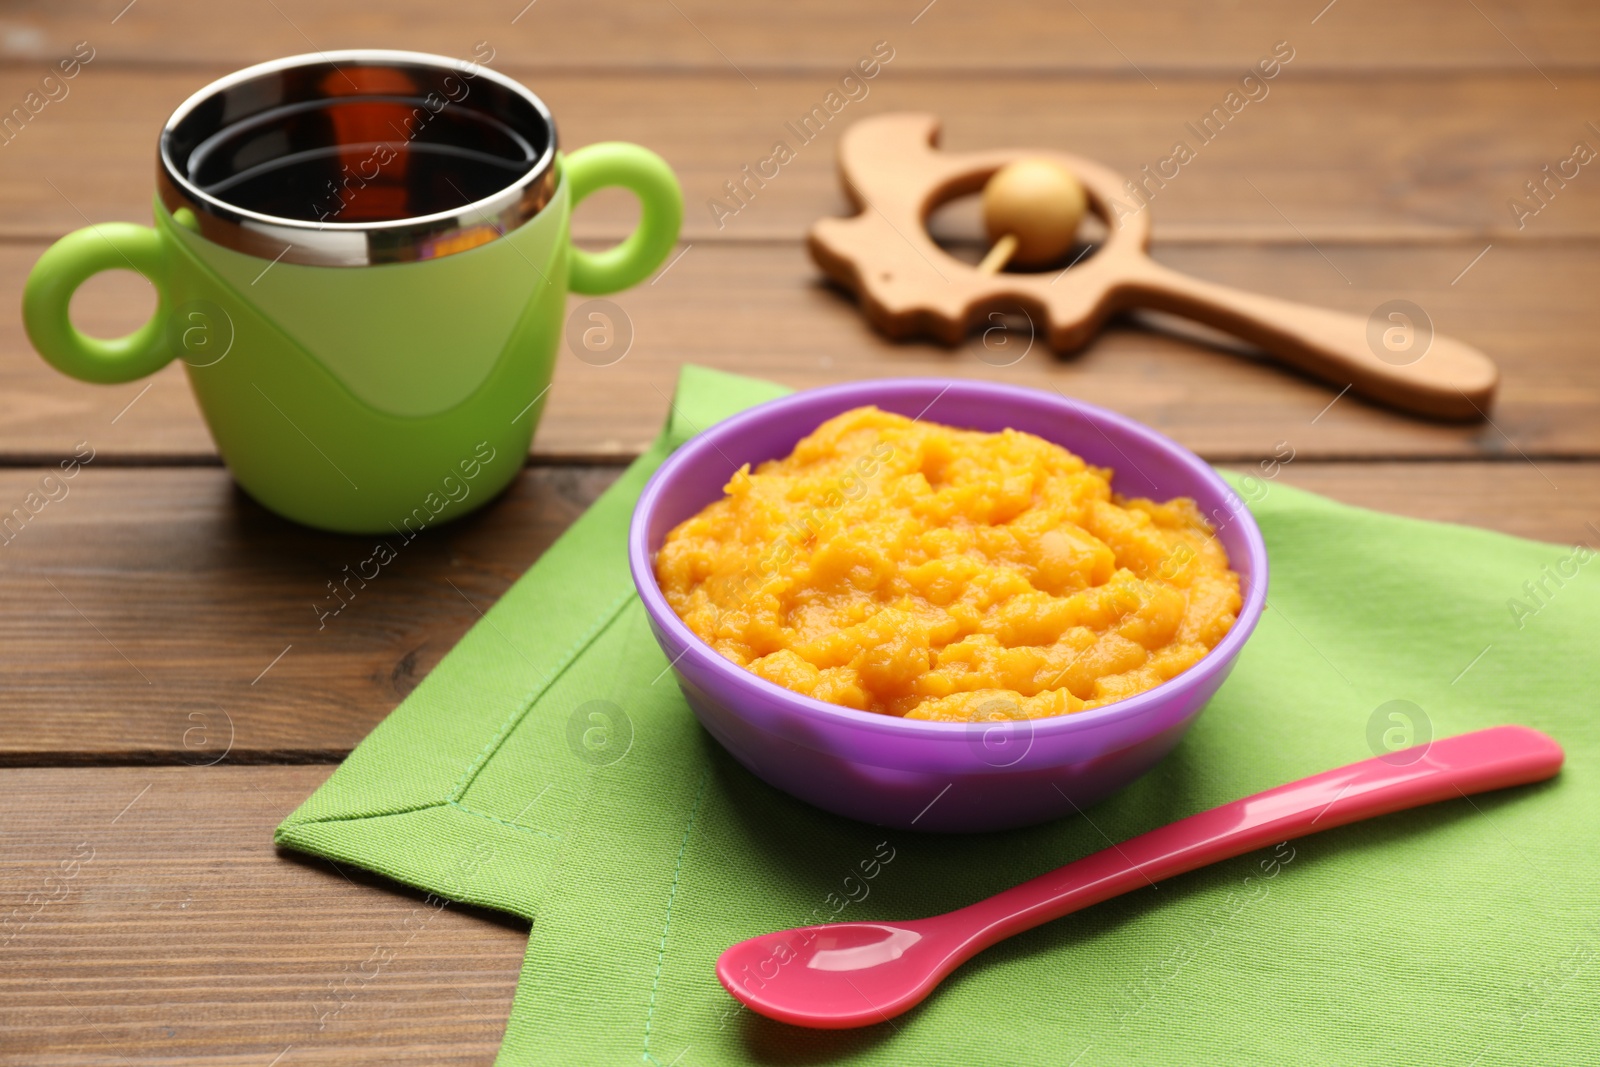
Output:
[978,158,1088,274]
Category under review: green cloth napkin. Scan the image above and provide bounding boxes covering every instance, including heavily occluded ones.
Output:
[277,366,1599,1066]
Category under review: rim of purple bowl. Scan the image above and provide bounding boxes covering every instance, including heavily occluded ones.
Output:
[628,378,1269,744]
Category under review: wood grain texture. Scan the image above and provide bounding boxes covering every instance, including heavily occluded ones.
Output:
[1,239,1595,462]
[0,465,618,762]
[0,764,527,1067]
[1,67,1598,244]
[3,0,1596,74]
[0,461,1593,763]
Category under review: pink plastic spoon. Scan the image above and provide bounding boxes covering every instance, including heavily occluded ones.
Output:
[717,725,1563,1029]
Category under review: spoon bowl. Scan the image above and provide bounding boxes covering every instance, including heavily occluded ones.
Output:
[718,920,949,1029]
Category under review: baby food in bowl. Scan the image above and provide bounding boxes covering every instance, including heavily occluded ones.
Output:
[629,377,1268,832]
[654,406,1242,725]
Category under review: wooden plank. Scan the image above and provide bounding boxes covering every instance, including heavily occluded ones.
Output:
[3,0,1596,75]
[1,239,1596,463]
[2,67,1599,244]
[0,465,618,763]
[0,461,1593,764]
[0,764,526,1066]
[1244,460,1600,544]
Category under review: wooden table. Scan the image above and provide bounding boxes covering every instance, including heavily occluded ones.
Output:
[3,2,1596,1062]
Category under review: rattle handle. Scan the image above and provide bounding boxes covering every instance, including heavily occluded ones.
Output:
[1118,258,1498,421]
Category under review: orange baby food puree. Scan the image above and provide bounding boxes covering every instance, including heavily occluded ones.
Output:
[654,406,1241,721]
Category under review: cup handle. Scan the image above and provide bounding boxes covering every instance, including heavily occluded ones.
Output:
[23,222,175,384]
[563,143,683,295]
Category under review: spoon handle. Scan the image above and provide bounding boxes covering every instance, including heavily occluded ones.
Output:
[950,726,1562,956]
[1117,257,1499,421]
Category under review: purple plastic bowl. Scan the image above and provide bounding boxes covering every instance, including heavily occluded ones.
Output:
[628,379,1268,833]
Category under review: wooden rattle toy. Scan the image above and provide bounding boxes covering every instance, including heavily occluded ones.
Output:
[809,113,1498,420]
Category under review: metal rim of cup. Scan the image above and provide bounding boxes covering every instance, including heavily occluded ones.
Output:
[156,49,559,268]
